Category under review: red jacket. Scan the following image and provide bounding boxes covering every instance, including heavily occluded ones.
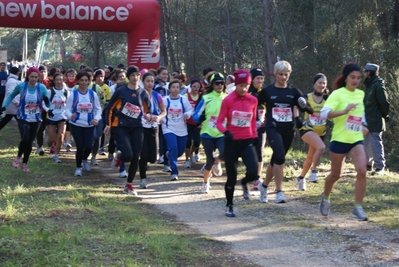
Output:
[216,91,258,140]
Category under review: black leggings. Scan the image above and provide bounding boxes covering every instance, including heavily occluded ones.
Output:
[186,123,201,149]
[70,124,94,168]
[266,127,294,166]
[224,138,258,206]
[112,126,143,183]
[36,111,47,147]
[254,128,267,163]
[201,137,224,171]
[0,114,17,131]
[139,127,158,178]
[17,120,41,164]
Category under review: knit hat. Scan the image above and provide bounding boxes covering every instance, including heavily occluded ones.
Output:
[26,67,40,77]
[140,68,148,75]
[126,65,140,77]
[364,63,379,72]
[250,68,264,79]
[209,72,225,84]
[234,69,252,85]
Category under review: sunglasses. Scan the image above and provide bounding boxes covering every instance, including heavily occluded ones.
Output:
[214,81,225,86]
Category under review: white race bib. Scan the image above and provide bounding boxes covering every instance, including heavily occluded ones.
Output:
[345,115,362,132]
[272,107,292,122]
[309,114,326,126]
[52,99,65,110]
[77,103,93,114]
[168,108,182,121]
[231,111,252,127]
[208,115,218,128]
[25,103,40,115]
[121,103,141,119]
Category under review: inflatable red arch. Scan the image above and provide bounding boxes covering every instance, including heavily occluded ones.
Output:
[0,0,161,69]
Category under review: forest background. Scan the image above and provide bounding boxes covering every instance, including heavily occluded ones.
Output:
[1,0,399,166]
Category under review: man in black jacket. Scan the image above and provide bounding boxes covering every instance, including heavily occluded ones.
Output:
[363,63,390,175]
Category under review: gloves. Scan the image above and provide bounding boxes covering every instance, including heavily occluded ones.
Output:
[224,130,234,142]
[297,97,307,109]
[295,117,303,129]
[0,107,5,114]
[48,109,55,118]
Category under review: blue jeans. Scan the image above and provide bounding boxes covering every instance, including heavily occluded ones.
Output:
[164,133,187,175]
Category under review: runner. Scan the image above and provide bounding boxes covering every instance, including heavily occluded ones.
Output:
[193,73,226,193]
[104,66,151,195]
[257,61,313,203]
[0,67,50,172]
[63,68,77,152]
[162,80,193,181]
[216,69,258,217]
[44,72,70,163]
[0,67,21,131]
[65,71,102,176]
[319,62,369,221]
[138,72,166,189]
[295,73,329,190]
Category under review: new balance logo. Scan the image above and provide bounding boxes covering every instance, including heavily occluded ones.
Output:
[129,39,160,64]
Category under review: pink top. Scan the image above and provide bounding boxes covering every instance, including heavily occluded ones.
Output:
[216,91,258,140]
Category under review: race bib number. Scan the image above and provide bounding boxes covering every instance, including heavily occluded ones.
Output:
[208,115,218,128]
[258,109,266,123]
[272,107,292,122]
[345,115,362,132]
[25,103,40,115]
[168,108,182,121]
[121,103,141,119]
[52,99,65,110]
[77,103,93,114]
[309,114,326,126]
[231,111,252,127]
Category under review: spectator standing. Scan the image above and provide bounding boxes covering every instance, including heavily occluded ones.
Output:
[0,61,8,105]
[363,63,390,175]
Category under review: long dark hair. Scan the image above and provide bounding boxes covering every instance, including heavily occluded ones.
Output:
[333,62,361,90]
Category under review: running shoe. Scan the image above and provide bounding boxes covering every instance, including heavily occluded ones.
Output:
[190,156,196,165]
[91,157,98,166]
[242,183,250,200]
[36,147,45,156]
[157,155,164,164]
[212,162,223,176]
[193,153,200,162]
[225,205,235,217]
[111,151,122,171]
[295,176,306,191]
[50,147,55,154]
[119,170,127,178]
[74,168,83,177]
[99,147,106,155]
[21,163,30,172]
[123,184,137,196]
[12,156,21,168]
[319,193,330,216]
[65,143,72,152]
[257,183,268,203]
[82,160,91,171]
[52,154,62,163]
[275,191,286,203]
[162,165,172,172]
[201,182,210,194]
[170,174,178,181]
[200,164,206,174]
[373,169,384,176]
[139,178,147,189]
[308,171,318,183]
[184,160,191,169]
[352,206,368,221]
[108,153,114,161]
[253,178,262,191]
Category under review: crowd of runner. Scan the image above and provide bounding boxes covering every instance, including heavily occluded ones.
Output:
[0,60,387,221]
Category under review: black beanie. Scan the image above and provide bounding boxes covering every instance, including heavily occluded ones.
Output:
[209,73,225,84]
[250,68,264,79]
[126,65,140,77]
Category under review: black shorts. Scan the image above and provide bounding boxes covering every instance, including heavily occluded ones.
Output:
[299,129,325,142]
[46,119,66,126]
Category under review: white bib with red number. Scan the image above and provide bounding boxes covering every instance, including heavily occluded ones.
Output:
[272,107,292,122]
[309,113,326,126]
[121,102,141,119]
[345,115,362,132]
[231,111,252,127]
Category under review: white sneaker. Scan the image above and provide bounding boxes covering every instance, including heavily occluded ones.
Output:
[91,157,98,165]
[296,176,306,191]
[119,170,127,178]
[190,156,196,165]
[162,165,172,172]
[309,171,318,183]
[52,154,62,163]
[275,191,286,203]
[200,164,206,174]
[257,183,268,203]
[74,168,82,177]
[193,153,200,162]
[36,147,45,156]
[184,160,191,169]
[201,182,210,193]
[139,178,147,189]
[82,160,91,171]
[352,206,368,221]
[170,174,178,181]
[157,155,164,164]
[212,162,223,176]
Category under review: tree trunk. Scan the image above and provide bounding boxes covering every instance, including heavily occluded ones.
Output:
[262,0,276,84]
[92,32,100,67]
[56,30,66,63]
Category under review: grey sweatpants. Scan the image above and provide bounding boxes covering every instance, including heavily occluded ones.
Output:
[365,131,386,170]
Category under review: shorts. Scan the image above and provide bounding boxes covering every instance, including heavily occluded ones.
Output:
[329,140,364,154]
[46,119,66,126]
[299,129,325,141]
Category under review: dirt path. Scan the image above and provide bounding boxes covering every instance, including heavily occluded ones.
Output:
[97,158,399,267]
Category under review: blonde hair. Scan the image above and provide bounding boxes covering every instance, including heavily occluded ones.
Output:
[274,60,292,74]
